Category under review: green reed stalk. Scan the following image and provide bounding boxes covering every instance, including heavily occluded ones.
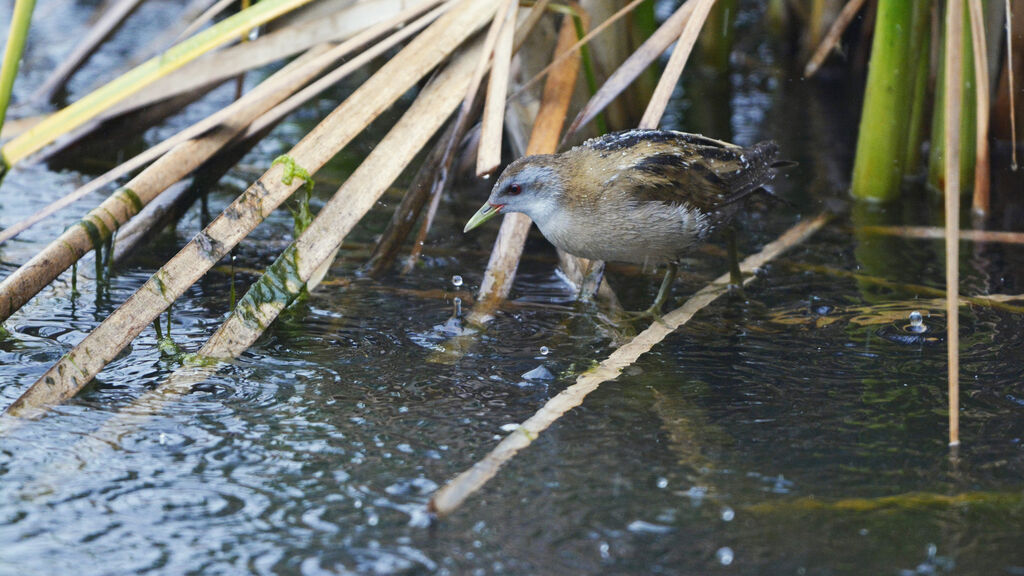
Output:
[699,0,736,70]
[903,3,933,177]
[851,0,931,201]
[0,0,37,173]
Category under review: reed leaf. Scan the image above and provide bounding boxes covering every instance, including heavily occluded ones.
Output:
[0,0,314,167]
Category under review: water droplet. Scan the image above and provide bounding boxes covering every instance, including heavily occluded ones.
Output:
[721,506,735,521]
[926,543,937,558]
[716,547,734,565]
[539,345,550,356]
[907,310,927,333]
[656,477,668,489]
[482,173,491,180]
[453,296,462,317]
[451,275,463,287]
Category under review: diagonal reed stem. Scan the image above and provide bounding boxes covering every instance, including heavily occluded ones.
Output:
[429,212,831,516]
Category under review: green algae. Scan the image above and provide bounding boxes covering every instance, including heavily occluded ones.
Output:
[233,243,305,331]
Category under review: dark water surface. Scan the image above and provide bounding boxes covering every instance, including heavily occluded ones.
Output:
[1,2,1023,575]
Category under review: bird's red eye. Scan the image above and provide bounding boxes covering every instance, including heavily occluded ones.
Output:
[507,183,522,196]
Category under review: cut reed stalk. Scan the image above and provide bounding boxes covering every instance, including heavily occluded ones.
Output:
[3,0,499,418]
[943,0,964,448]
[0,45,334,324]
[803,0,868,78]
[850,0,931,201]
[429,212,831,517]
[477,0,518,177]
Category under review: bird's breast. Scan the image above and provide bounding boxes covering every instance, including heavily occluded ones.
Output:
[534,200,708,266]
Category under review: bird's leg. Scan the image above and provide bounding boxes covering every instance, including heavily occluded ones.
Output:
[578,259,605,302]
[726,227,743,289]
[653,262,678,312]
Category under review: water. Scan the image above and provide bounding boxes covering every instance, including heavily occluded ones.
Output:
[1,2,1024,574]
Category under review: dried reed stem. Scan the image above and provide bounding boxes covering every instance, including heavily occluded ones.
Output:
[565,0,695,139]
[513,0,648,100]
[4,0,499,418]
[477,0,518,176]
[968,0,991,215]
[429,212,831,516]
[639,0,718,128]
[0,45,334,324]
[402,0,512,270]
[803,0,868,78]
[0,0,443,245]
[465,15,583,326]
[943,0,964,447]
[1006,0,1019,169]
[859,225,1024,244]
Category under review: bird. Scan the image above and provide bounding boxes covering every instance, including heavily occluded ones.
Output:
[463,129,787,315]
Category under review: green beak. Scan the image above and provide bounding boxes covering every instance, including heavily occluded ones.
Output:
[463,203,502,233]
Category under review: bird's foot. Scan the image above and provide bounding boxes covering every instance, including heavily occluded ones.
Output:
[621,303,670,326]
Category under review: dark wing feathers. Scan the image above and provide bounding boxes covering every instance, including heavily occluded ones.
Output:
[607,131,780,213]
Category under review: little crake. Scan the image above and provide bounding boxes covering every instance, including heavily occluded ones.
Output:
[463,129,785,312]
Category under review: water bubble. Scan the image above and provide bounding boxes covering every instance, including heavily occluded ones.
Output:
[716,547,734,566]
[539,345,550,356]
[451,275,463,287]
[721,506,735,522]
[907,310,926,333]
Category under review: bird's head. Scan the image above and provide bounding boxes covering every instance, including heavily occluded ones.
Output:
[463,154,565,233]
